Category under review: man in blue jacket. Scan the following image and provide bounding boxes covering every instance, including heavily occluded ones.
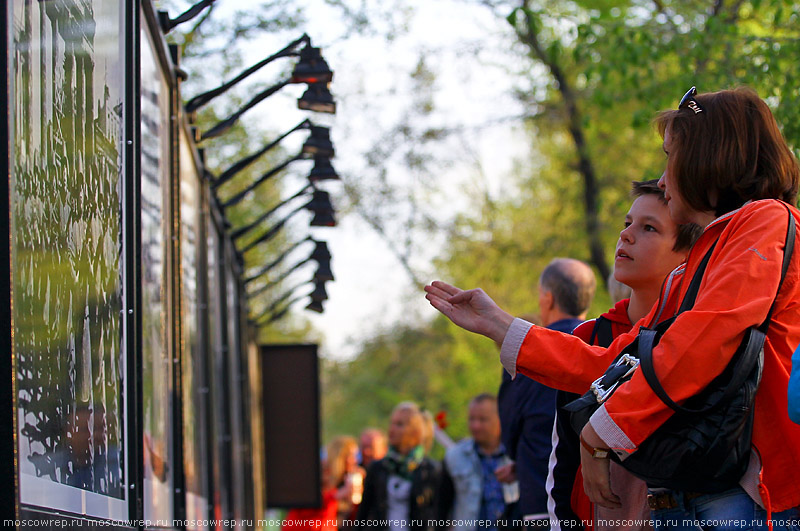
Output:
[497,258,596,528]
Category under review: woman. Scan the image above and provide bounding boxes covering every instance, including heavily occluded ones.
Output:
[327,436,366,522]
[283,436,364,531]
[425,87,800,529]
[357,402,441,531]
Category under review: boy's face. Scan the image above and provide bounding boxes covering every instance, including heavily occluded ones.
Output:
[614,194,687,291]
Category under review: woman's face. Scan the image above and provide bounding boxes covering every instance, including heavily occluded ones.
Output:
[388,409,417,454]
[658,128,695,225]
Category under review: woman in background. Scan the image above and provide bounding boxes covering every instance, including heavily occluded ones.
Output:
[357,402,442,531]
[327,436,365,523]
[283,436,364,531]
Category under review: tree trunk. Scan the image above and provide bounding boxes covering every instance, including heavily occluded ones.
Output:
[516,3,610,286]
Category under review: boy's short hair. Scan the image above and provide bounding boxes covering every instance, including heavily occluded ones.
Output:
[631,179,702,252]
[655,87,799,217]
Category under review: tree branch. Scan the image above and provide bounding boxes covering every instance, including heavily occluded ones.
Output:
[356,210,426,290]
[515,3,610,285]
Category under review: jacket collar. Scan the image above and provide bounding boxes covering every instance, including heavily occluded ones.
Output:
[701,201,751,232]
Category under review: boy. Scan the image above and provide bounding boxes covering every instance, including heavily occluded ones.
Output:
[546,180,701,530]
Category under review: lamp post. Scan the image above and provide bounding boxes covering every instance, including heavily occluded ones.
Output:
[180,29,340,326]
[198,80,292,141]
[308,154,339,182]
[252,191,332,251]
[232,190,336,253]
[297,83,336,114]
[219,150,337,210]
[230,184,312,242]
[212,122,334,190]
[221,153,304,209]
[158,0,217,34]
[253,280,314,322]
[213,119,309,188]
[253,277,329,327]
[290,46,334,84]
[231,191,335,255]
[243,237,329,285]
[247,253,333,303]
[186,35,335,141]
[184,33,331,113]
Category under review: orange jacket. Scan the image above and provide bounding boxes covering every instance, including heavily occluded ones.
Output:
[502,199,800,512]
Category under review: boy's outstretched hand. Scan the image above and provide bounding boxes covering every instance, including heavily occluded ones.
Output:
[424,281,515,344]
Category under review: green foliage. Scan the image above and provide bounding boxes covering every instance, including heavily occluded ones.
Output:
[159,0,331,341]
[161,0,800,451]
[323,0,800,449]
[322,318,502,447]
[563,0,800,151]
[449,0,800,297]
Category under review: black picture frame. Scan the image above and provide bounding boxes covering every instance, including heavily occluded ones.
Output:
[1,0,17,522]
[8,0,131,525]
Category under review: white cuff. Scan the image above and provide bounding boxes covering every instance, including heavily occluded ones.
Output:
[499,318,532,378]
[589,404,636,461]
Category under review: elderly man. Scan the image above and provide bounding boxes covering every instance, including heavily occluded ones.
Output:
[497,258,596,528]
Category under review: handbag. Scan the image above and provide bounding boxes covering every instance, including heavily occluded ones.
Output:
[563,204,796,492]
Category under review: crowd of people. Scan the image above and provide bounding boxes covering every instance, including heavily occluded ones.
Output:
[287,86,800,531]
[283,396,522,531]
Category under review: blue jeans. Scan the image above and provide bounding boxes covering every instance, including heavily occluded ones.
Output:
[650,487,800,531]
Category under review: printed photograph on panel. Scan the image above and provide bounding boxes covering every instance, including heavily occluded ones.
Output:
[10,0,127,518]
[140,17,174,523]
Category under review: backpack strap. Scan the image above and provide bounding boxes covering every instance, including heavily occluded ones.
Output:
[759,204,797,333]
[589,316,615,348]
[596,316,614,348]
[676,241,718,313]
[640,204,796,414]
